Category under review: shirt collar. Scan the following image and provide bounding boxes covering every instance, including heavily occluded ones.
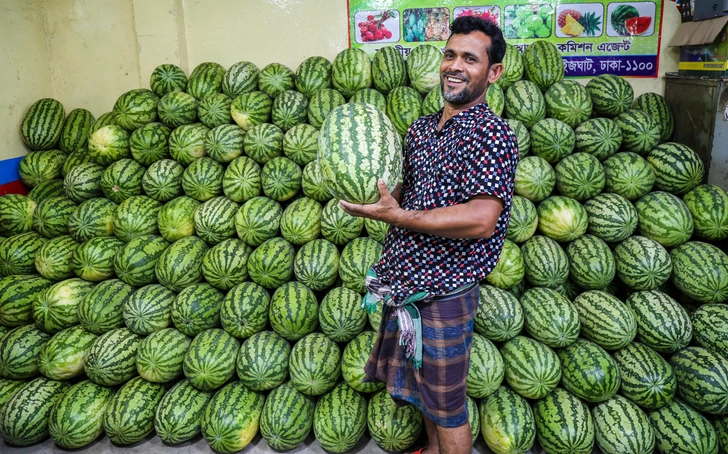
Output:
[431,101,492,131]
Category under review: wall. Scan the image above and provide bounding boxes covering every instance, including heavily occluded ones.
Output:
[1,0,683,166]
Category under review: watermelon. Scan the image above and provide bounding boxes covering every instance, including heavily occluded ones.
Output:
[280,197,322,245]
[530,118,575,164]
[0,275,53,326]
[223,156,261,203]
[222,281,268,338]
[295,56,332,98]
[321,198,364,246]
[269,281,318,341]
[0,232,46,276]
[157,91,198,128]
[504,80,547,129]
[63,161,105,203]
[480,386,536,454]
[506,119,531,157]
[406,44,441,95]
[467,333,505,398]
[187,62,225,101]
[247,237,295,289]
[150,63,187,97]
[487,84,506,117]
[114,235,168,286]
[683,184,728,241]
[183,328,239,391]
[0,195,36,237]
[587,74,634,117]
[169,123,210,166]
[555,152,605,200]
[332,48,372,97]
[59,108,95,153]
[625,290,693,353]
[519,287,580,348]
[87,125,131,166]
[87,111,118,138]
[422,85,445,116]
[342,331,383,393]
[258,62,296,99]
[372,45,407,93]
[136,328,190,383]
[28,179,65,204]
[612,5,640,35]
[308,88,346,129]
[200,381,264,454]
[103,376,166,445]
[496,43,524,90]
[230,91,272,131]
[38,325,97,380]
[670,241,728,304]
[78,279,135,335]
[615,109,661,155]
[0,324,50,379]
[99,158,144,204]
[475,285,524,342]
[386,87,423,138]
[648,142,705,195]
[507,196,539,244]
[289,332,340,396]
[350,87,388,112]
[260,381,314,450]
[20,98,65,150]
[524,41,564,91]
[294,239,340,292]
[648,399,719,454]
[236,330,290,391]
[113,195,161,242]
[205,124,244,163]
[670,346,728,414]
[635,191,694,248]
[18,149,66,187]
[573,290,636,350]
[142,158,184,202]
[71,236,124,282]
[272,89,308,131]
[566,234,616,290]
[534,388,596,454]
[302,160,333,203]
[154,379,212,444]
[544,80,592,128]
[261,157,302,202]
[47,381,115,447]
[339,237,383,294]
[593,395,656,454]
[194,196,239,245]
[222,61,259,97]
[501,335,560,399]
[201,238,251,291]
[630,92,673,143]
[155,236,208,292]
[318,284,366,341]
[613,341,676,410]
[68,197,117,243]
[537,195,588,242]
[244,123,284,164]
[32,196,75,238]
[558,338,621,402]
[367,389,423,451]
[157,196,201,242]
[113,88,159,130]
[575,117,623,161]
[123,283,176,335]
[514,156,555,202]
[313,383,368,453]
[583,192,638,242]
[693,304,728,361]
[61,148,92,177]
[84,328,142,386]
[33,278,95,333]
[170,283,224,337]
[283,123,319,167]
[603,151,655,201]
[365,218,389,243]
[198,93,233,128]
[129,122,171,166]
[235,196,282,247]
[0,380,26,412]
[0,377,69,445]
[485,239,524,289]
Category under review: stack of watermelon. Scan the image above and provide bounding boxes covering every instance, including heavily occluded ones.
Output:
[0,37,727,454]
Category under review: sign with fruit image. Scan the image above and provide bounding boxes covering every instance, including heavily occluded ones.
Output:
[349,0,663,78]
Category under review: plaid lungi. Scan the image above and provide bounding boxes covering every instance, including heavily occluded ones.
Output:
[363,283,479,428]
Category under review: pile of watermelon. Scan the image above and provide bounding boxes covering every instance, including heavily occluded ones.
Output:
[0,37,727,454]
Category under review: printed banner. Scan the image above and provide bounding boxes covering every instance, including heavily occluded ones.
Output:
[348,0,664,77]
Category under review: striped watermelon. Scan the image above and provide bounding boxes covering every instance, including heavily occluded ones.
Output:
[350,87,387,112]
[386,86,423,137]
[84,327,142,386]
[496,43,524,90]
[18,149,66,187]
[294,239,339,292]
[63,162,104,203]
[283,123,319,166]
[648,142,705,195]
[575,117,623,161]
[314,383,367,452]
[514,156,555,202]
[136,327,190,383]
[222,61,259,97]
[475,285,524,341]
[223,156,261,203]
[261,157,302,202]
[201,381,265,453]
[183,328,239,391]
[247,237,295,289]
[558,339,621,403]
[342,331,383,393]
[587,74,634,117]
[504,80,547,129]
[73,239,125,280]
[155,235,208,291]
[319,286,366,343]
[693,304,728,361]
[231,91,272,131]
[205,124,244,163]
[302,160,333,203]
[154,379,212,444]
[406,44,441,95]
[157,91,198,128]
[583,192,638,242]
[625,290,693,353]
[0,275,53,326]
[339,237,383,294]
[48,380,114,449]
[422,85,444,116]
[87,111,118,138]
[258,63,296,99]
[234,196,282,247]
[506,119,530,157]
[0,232,46,276]
[198,93,232,128]
[545,80,592,128]
[486,239,524,289]
[201,238,251,291]
[28,179,65,204]
[20,98,65,150]
[670,346,728,414]
[531,118,575,164]
[523,41,564,92]
[33,277,95,333]
[129,122,171,166]
[573,290,636,350]
[113,88,159,130]
[635,191,694,248]
[32,196,75,238]
[123,283,176,335]
[533,388,595,454]
[321,198,364,246]
[61,149,91,179]
[102,376,166,445]
[670,241,728,304]
[113,195,162,242]
[289,332,340,395]
[187,62,225,101]
[244,123,284,164]
[100,158,144,204]
[0,377,70,445]
[181,156,224,202]
[603,151,655,200]
[648,399,719,454]
[169,122,210,166]
[295,56,332,98]
[260,381,314,450]
[537,195,588,242]
[59,108,95,153]
[142,158,184,202]
[715,417,728,454]
[467,333,505,398]
[87,125,131,166]
[0,324,51,379]
[171,283,224,337]
[280,197,322,245]
[487,83,505,117]
[615,109,661,155]
[368,389,423,451]
[308,88,346,129]
[157,196,201,242]
[613,341,676,410]
[269,281,318,341]
[372,45,407,93]
[332,48,372,97]
[480,386,536,454]
[633,92,674,143]
[236,330,290,391]
[683,184,728,241]
[501,335,561,399]
[38,325,97,380]
[566,234,616,290]
[555,152,605,200]
[365,218,389,243]
[77,279,134,335]
[593,395,656,454]
[272,90,308,131]
[519,287,580,348]
[150,63,187,97]
[194,196,239,244]
[220,281,269,338]
[0,380,26,412]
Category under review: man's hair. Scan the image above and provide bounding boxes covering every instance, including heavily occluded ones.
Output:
[449,16,507,65]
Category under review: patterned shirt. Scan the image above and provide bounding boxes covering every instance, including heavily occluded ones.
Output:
[372,101,519,304]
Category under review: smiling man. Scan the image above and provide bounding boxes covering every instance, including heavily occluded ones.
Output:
[339,15,519,454]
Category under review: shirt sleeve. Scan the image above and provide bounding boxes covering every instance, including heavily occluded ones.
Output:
[458,118,519,205]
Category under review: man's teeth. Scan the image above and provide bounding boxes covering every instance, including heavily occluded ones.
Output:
[447,77,465,83]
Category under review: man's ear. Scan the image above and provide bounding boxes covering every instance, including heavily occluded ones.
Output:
[487,63,504,85]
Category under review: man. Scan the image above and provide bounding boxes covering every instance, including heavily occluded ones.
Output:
[339,16,519,454]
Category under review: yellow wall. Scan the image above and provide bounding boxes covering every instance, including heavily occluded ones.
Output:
[1,0,683,162]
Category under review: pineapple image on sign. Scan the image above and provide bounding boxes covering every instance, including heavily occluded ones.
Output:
[555,4,604,38]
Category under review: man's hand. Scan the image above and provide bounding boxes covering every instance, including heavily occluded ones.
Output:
[339,179,402,224]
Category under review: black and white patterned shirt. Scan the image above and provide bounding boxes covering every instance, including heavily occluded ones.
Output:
[372,102,519,303]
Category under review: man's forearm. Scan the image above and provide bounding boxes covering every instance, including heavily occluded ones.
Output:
[390,200,502,239]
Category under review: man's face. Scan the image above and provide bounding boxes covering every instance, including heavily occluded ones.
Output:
[440,31,503,106]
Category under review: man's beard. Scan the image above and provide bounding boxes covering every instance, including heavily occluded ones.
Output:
[441,72,488,106]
